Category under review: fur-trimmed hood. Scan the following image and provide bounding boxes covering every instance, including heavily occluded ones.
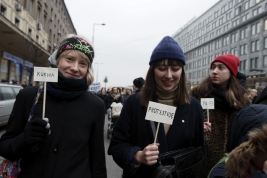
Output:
[226,123,267,178]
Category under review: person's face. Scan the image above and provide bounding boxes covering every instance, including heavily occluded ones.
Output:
[154,60,182,91]
[57,51,89,79]
[113,88,118,94]
[126,89,131,94]
[210,62,231,88]
[101,88,106,93]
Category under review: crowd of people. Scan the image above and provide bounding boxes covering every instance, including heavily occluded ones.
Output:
[1,34,267,178]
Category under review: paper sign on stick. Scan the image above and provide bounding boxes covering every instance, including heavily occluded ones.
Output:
[34,67,58,82]
[200,98,214,109]
[145,101,176,125]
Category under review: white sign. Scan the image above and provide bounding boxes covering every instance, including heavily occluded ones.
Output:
[145,101,176,125]
[34,67,58,82]
[200,98,214,109]
[89,82,101,92]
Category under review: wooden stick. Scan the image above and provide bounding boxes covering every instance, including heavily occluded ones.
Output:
[42,82,47,120]
[154,122,160,144]
[207,108,209,123]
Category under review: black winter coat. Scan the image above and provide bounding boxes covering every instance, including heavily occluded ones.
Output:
[0,86,107,178]
[209,104,267,178]
[108,93,205,178]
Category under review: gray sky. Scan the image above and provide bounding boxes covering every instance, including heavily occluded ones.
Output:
[65,0,218,88]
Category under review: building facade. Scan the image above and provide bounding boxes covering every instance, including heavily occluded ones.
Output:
[173,0,267,89]
[0,0,76,84]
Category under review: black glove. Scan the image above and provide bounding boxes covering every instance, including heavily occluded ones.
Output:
[24,119,50,145]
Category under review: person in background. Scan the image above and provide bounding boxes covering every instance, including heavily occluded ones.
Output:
[108,36,205,178]
[250,89,257,103]
[190,54,250,172]
[97,87,109,114]
[108,87,123,108]
[122,87,132,104]
[0,35,107,178]
[252,86,266,103]
[21,81,28,88]
[132,77,144,93]
[208,87,267,177]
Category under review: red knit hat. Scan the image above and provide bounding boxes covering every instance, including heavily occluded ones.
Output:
[210,54,240,76]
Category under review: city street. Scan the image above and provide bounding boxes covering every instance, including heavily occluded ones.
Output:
[0,114,123,178]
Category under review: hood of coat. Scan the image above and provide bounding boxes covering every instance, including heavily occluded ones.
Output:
[226,123,267,178]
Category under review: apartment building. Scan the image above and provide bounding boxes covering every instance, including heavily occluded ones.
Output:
[0,0,76,84]
[173,0,267,88]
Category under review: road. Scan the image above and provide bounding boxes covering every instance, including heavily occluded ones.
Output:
[0,114,123,178]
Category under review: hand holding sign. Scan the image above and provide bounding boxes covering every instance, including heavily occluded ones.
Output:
[34,67,58,120]
[145,101,176,144]
[200,98,214,123]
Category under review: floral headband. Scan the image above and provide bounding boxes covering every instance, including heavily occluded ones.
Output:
[56,37,94,64]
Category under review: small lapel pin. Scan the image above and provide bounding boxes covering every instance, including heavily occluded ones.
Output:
[182,120,184,123]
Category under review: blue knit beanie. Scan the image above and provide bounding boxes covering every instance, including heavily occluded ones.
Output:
[149,36,185,65]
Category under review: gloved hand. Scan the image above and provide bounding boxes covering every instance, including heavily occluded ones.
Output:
[24,118,50,145]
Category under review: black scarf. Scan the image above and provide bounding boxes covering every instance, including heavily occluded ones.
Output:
[207,85,231,112]
[47,70,88,100]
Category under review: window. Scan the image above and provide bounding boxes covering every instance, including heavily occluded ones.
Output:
[208,56,213,64]
[193,61,197,68]
[197,70,201,78]
[223,36,229,46]
[231,48,238,55]
[251,41,256,52]
[36,35,39,43]
[240,44,247,55]
[231,32,238,43]
[226,12,231,20]
[197,59,202,67]
[245,1,250,10]
[235,7,240,16]
[239,60,247,71]
[240,28,248,39]
[264,37,267,48]
[28,28,32,37]
[0,4,6,16]
[263,56,267,67]
[0,87,16,100]
[202,69,207,78]
[29,0,34,15]
[209,43,214,51]
[256,0,261,4]
[252,22,260,35]
[215,40,221,49]
[250,58,258,69]
[264,19,267,30]
[229,1,233,8]
[224,24,229,31]
[15,18,20,27]
[256,40,260,51]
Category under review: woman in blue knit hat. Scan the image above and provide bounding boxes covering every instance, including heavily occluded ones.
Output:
[108,36,206,178]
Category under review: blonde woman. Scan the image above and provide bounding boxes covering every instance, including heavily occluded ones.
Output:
[0,35,107,178]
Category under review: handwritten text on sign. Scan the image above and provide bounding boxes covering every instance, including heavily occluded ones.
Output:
[34,67,58,82]
[200,98,214,109]
[145,101,176,125]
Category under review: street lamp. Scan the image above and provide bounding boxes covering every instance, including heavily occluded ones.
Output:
[92,23,105,44]
[94,62,103,83]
